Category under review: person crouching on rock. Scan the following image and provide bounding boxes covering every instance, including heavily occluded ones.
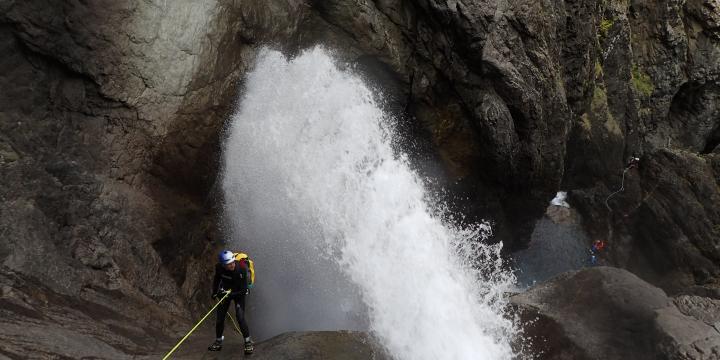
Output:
[208,250,253,354]
[589,240,606,265]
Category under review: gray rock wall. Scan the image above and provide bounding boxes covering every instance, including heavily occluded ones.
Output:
[0,0,290,356]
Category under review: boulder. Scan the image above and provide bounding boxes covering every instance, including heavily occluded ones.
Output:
[511,267,720,360]
[675,295,720,332]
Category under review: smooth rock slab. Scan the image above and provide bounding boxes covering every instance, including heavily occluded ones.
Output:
[155,331,389,360]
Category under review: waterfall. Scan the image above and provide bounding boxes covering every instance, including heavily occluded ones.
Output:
[222,47,517,360]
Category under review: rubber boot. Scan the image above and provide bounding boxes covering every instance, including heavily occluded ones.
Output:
[208,338,223,351]
[244,339,254,355]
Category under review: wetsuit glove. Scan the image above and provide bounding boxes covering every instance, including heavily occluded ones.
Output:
[212,289,226,300]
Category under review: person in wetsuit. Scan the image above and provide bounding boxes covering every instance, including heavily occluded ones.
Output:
[208,250,253,354]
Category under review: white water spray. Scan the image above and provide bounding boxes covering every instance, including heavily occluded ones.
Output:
[222,47,517,359]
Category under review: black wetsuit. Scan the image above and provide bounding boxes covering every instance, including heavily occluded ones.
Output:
[212,260,250,339]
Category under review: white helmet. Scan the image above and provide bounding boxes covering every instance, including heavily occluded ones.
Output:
[218,250,234,265]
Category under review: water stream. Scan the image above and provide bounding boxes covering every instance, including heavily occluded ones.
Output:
[221,47,517,360]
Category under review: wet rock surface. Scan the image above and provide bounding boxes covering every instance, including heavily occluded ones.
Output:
[153,331,389,360]
[512,267,720,360]
[0,270,177,359]
[1,0,719,358]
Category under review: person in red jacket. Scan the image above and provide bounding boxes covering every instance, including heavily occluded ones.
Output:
[589,240,606,265]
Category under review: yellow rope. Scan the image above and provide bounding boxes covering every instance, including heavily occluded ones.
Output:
[162,290,231,360]
[226,311,243,335]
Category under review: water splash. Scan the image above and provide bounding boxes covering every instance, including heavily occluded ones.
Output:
[222,47,517,359]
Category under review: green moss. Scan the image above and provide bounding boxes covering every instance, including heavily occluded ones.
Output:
[631,64,654,97]
[580,113,592,131]
[592,85,607,110]
[594,61,604,79]
[599,18,614,39]
[589,85,622,136]
[0,141,19,164]
[604,113,622,136]
[0,150,18,163]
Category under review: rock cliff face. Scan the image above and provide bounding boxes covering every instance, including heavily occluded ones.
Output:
[1,0,719,358]
[573,149,720,295]
[563,0,720,294]
[0,1,281,356]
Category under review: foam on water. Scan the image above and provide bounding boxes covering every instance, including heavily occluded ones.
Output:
[222,47,517,360]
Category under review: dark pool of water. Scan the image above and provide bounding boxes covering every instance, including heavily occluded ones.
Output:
[512,211,591,288]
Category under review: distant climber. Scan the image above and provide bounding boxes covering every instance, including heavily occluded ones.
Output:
[208,250,255,355]
[589,240,606,265]
[626,156,640,170]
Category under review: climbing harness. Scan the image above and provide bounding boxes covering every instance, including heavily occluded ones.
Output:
[161,290,231,360]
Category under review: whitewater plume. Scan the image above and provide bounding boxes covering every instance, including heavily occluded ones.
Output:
[222,47,517,360]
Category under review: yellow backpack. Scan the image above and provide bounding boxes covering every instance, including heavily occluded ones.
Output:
[233,252,255,288]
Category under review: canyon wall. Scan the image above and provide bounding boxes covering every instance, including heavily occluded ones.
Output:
[1,0,718,357]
